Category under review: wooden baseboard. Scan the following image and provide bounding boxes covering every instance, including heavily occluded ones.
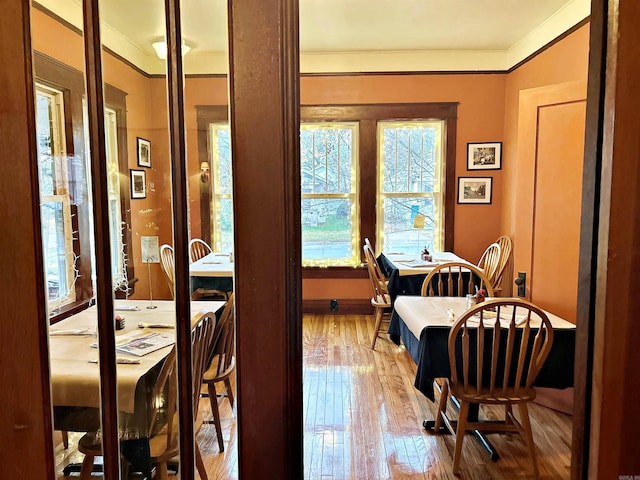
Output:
[303,299,373,315]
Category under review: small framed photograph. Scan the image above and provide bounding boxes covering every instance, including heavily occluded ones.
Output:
[467,142,502,170]
[458,177,492,204]
[130,169,147,199]
[137,137,151,168]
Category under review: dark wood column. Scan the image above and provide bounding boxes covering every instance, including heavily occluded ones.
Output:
[584,0,640,477]
[0,1,54,477]
[227,0,303,478]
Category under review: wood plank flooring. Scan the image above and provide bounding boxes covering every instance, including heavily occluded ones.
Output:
[55,314,572,479]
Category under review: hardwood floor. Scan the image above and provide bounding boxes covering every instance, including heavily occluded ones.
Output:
[55,314,572,479]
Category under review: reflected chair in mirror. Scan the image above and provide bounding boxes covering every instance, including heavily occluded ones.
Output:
[493,235,513,296]
[76,312,215,480]
[202,293,236,452]
[477,242,502,291]
[160,244,175,299]
[420,262,495,297]
[189,238,212,263]
[435,298,554,476]
[189,238,230,301]
[363,244,391,349]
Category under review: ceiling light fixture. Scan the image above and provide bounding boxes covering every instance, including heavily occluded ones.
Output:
[151,41,192,60]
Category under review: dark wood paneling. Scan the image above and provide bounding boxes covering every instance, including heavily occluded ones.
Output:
[0,1,54,477]
[587,1,640,477]
[228,0,303,477]
[82,0,120,476]
[165,0,198,477]
[302,299,373,315]
[572,1,604,478]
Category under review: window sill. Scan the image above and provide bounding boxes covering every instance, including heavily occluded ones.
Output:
[302,265,368,279]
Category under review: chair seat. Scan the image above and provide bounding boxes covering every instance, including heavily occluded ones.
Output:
[371,293,391,308]
[451,385,536,404]
[203,355,236,382]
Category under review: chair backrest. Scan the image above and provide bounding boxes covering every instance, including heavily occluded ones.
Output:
[420,261,494,297]
[364,237,374,255]
[206,293,236,380]
[363,244,389,302]
[448,298,554,397]
[160,244,175,298]
[191,310,218,408]
[153,310,216,453]
[189,238,212,263]
[494,235,513,287]
[477,242,502,288]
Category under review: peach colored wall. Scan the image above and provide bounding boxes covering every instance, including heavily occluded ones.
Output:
[31,9,171,300]
[502,25,590,292]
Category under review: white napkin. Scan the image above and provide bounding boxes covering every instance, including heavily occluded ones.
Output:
[50,328,95,336]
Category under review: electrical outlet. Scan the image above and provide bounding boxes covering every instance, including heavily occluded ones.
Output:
[330,299,338,311]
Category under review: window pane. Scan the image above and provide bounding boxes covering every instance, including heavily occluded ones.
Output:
[302,198,354,263]
[378,121,444,253]
[40,199,73,306]
[301,122,359,266]
[382,196,436,254]
[210,124,234,252]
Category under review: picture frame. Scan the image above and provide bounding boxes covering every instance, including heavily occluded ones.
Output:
[137,137,151,168]
[130,169,147,199]
[467,142,502,170]
[458,176,492,204]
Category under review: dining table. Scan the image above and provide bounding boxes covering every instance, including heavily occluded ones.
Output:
[388,295,576,460]
[189,252,234,296]
[377,251,478,301]
[50,299,225,475]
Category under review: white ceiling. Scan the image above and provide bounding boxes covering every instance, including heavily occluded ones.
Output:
[36,0,590,75]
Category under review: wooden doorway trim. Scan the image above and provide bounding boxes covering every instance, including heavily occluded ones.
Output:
[228,0,303,478]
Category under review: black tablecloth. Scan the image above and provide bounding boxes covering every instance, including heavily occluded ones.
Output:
[377,254,481,301]
[388,309,575,402]
[190,276,234,294]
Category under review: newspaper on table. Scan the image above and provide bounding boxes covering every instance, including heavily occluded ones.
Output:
[93,330,175,356]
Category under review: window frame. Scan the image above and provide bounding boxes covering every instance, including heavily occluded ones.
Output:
[34,51,134,321]
[197,103,458,277]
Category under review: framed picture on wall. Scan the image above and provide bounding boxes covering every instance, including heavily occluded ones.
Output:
[130,169,147,199]
[467,142,502,170]
[137,137,151,168]
[458,177,492,204]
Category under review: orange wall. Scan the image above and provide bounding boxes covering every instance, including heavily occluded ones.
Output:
[30,8,591,305]
[502,25,590,297]
[31,9,171,300]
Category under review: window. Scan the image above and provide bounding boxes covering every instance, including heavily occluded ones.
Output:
[377,121,445,254]
[35,85,77,310]
[209,124,234,252]
[300,123,359,266]
[198,103,457,274]
[35,51,133,318]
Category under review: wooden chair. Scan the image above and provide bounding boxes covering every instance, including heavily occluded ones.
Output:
[363,244,391,349]
[364,237,375,255]
[76,311,216,480]
[420,261,494,297]
[435,298,554,476]
[189,238,229,300]
[493,235,513,295]
[477,242,502,290]
[160,244,175,298]
[202,294,236,452]
[189,238,212,263]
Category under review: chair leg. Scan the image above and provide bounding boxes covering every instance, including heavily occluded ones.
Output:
[155,462,169,480]
[370,307,384,349]
[208,381,225,452]
[61,430,69,449]
[518,402,539,477]
[195,442,208,480]
[434,379,449,433]
[79,454,95,480]
[452,401,469,475]
[224,377,235,408]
